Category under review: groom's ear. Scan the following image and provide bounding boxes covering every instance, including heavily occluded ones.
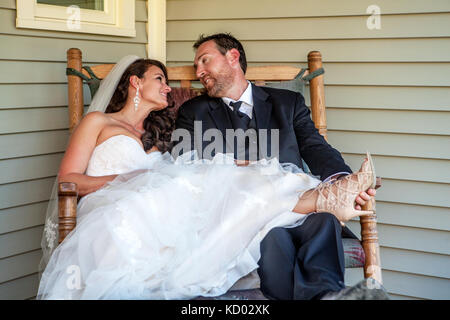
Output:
[226,48,241,70]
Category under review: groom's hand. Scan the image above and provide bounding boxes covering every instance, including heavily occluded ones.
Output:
[355,188,376,211]
[340,188,376,227]
[335,174,376,211]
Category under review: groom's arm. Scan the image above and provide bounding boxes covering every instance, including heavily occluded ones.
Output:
[292,92,352,180]
[292,92,377,213]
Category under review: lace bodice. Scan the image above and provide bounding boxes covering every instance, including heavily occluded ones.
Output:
[86,135,161,176]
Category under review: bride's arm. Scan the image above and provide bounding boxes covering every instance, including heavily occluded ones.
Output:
[58,112,117,197]
[58,173,117,197]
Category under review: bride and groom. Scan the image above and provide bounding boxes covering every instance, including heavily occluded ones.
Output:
[38,33,383,300]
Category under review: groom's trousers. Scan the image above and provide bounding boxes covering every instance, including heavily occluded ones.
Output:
[257,212,355,300]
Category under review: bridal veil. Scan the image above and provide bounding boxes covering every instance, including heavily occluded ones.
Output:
[39,55,141,277]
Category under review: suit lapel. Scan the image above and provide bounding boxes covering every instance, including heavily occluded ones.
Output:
[208,98,232,137]
[252,84,272,130]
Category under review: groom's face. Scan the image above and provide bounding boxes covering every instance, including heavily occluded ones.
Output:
[194,40,234,97]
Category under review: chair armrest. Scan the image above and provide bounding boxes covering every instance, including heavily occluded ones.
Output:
[58,182,78,244]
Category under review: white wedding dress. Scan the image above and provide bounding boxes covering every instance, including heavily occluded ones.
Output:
[37,134,321,300]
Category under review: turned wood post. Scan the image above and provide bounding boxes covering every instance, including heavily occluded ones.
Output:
[360,177,383,284]
[307,51,327,140]
[58,182,78,244]
[67,48,84,133]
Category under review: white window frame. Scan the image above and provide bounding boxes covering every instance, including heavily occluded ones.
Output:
[16,0,136,37]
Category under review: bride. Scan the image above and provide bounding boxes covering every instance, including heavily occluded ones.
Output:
[37,56,376,300]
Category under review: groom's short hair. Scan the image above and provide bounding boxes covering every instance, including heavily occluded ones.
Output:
[193,33,247,74]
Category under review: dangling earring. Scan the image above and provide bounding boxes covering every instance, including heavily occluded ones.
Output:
[134,87,140,111]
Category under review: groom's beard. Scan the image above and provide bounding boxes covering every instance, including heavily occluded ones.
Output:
[202,70,234,98]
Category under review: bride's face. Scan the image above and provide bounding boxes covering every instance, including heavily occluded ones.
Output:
[139,65,171,111]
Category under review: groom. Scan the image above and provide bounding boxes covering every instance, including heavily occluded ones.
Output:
[174,33,379,300]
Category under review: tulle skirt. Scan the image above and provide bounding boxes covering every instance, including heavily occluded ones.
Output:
[37,153,321,299]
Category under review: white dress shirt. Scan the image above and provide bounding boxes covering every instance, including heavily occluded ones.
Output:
[222,81,254,119]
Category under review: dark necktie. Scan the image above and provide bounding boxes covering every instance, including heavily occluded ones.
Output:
[229,101,251,128]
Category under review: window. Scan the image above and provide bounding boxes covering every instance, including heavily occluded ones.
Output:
[16,0,136,37]
[37,0,105,11]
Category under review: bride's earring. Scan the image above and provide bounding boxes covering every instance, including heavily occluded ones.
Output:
[134,87,140,111]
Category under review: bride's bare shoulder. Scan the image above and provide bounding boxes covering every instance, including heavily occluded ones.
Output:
[70,112,113,139]
[82,111,110,122]
[77,112,113,129]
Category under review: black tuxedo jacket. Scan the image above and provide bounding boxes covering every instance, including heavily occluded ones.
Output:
[175,84,351,181]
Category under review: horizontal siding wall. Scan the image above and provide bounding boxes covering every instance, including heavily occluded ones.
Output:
[0,0,148,299]
[167,0,450,299]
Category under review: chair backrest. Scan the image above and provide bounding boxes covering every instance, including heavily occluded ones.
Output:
[66,48,328,139]
[61,55,385,286]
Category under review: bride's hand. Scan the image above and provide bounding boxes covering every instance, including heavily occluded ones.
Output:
[146,146,160,154]
[113,169,149,183]
[234,160,255,166]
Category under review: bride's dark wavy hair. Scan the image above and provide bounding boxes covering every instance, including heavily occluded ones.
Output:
[105,59,176,153]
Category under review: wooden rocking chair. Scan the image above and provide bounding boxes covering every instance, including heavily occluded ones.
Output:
[58,48,383,299]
